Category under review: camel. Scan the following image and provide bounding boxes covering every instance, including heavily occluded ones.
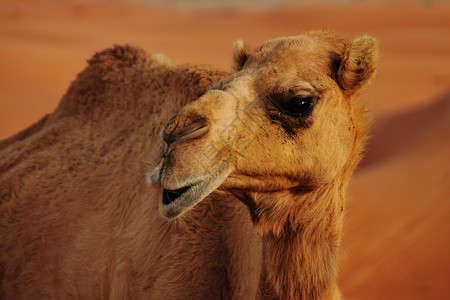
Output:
[0,31,378,299]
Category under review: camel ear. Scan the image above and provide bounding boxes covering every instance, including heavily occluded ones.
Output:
[232,40,250,71]
[337,36,378,95]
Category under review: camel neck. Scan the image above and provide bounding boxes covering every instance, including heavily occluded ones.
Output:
[255,184,345,299]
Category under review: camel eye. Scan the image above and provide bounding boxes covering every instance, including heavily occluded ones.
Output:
[285,96,315,118]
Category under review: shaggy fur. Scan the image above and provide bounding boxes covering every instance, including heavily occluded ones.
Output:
[0,31,378,299]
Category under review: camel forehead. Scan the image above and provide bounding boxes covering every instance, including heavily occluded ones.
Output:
[259,32,342,53]
[259,35,317,52]
[247,32,344,74]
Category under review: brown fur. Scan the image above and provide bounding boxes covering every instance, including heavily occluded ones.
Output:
[0,31,378,299]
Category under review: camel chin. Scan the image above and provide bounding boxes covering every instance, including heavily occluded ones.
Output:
[148,158,233,218]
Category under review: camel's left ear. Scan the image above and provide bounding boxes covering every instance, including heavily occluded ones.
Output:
[232,40,250,71]
[337,36,379,95]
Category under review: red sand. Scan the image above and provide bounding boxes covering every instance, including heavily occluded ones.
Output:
[1,0,449,299]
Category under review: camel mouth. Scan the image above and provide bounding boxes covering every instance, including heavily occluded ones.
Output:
[162,186,191,205]
[159,176,217,218]
[160,178,208,210]
[156,158,233,219]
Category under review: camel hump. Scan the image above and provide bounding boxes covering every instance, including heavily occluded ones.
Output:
[0,45,154,152]
[54,45,170,120]
[87,44,148,72]
[86,45,171,73]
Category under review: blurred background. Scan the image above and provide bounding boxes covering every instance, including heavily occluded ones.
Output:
[1,0,449,299]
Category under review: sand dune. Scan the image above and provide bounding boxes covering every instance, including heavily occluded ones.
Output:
[1,0,449,298]
[1,0,449,139]
[361,91,450,169]
[342,93,450,299]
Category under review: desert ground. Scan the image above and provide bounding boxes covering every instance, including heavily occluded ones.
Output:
[1,0,449,299]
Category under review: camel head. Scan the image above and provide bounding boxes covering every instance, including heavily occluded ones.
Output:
[149,31,378,222]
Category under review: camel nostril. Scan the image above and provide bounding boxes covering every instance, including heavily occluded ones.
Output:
[178,123,209,141]
[162,117,209,144]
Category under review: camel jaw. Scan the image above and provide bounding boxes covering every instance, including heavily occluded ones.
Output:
[148,159,233,219]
